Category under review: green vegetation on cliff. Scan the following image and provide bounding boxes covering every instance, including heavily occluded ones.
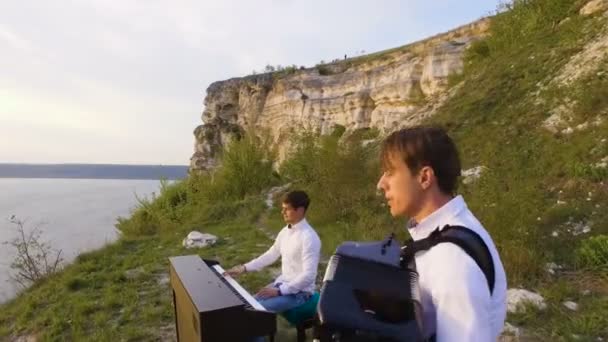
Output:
[1,0,607,340]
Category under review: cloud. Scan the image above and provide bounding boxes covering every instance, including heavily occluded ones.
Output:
[0,0,499,164]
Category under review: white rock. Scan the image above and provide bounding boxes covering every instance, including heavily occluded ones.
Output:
[361,139,376,147]
[462,166,487,184]
[580,0,608,15]
[182,231,218,248]
[559,17,572,26]
[563,301,579,311]
[502,322,521,337]
[542,110,567,133]
[570,221,592,236]
[545,262,562,275]
[264,184,291,209]
[157,273,170,286]
[562,127,574,134]
[552,231,559,237]
[507,288,547,313]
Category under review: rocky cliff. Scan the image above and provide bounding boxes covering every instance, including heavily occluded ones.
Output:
[191,18,490,171]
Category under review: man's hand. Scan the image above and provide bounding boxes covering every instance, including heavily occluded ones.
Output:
[256,287,280,299]
[224,264,246,277]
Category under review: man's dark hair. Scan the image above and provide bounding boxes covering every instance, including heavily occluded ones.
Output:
[282,190,310,211]
[381,126,461,195]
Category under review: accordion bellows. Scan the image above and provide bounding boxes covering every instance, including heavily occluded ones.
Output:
[318,238,424,341]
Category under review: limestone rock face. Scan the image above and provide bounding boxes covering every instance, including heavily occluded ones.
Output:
[190,19,490,171]
[580,0,608,15]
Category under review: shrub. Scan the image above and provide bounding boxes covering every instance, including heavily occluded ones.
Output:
[487,0,576,56]
[316,64,332,76]
[571,162,608,182]
[279,129,398,238]
[3,216,64,288]
[576,235,608,270]
[331,125,346,138]
[117,133,277,237]
[348,127,380,140]
[211,133,276,199]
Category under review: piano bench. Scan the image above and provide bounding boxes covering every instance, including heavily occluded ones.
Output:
[295,317,317,342]
[281,292,320,342]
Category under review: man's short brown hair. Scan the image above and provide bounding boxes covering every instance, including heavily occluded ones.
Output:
[282,190,310,211]
[381,126,461,195]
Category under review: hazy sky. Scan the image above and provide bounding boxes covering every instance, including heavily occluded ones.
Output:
[0,1,499,165]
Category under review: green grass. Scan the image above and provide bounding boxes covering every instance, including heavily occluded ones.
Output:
[2,0,608,340]
[425,0,608,338]
[0,219,283,341]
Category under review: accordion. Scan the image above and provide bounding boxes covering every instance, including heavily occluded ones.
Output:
[317,237,424,341]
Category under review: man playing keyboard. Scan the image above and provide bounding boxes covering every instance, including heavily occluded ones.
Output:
[226,190,321,337]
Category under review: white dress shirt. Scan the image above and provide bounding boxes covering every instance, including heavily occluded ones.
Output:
[245,218,321,295]
[409,195,507,341]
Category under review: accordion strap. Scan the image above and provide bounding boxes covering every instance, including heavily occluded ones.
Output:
[400,225,495,295]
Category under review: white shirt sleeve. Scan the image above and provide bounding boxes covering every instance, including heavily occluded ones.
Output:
[278,232,320,295]
[431,245,492,342]
[244,231,282,272]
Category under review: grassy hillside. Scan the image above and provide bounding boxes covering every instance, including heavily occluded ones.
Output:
[427,0,608,338]
[1,0,607,340]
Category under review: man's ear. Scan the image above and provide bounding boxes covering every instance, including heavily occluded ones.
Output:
[418,166,435,190]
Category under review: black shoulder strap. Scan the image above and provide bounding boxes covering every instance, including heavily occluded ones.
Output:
[400,225,495,295]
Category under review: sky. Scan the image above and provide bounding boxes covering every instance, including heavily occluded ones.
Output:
[0,1,500,165]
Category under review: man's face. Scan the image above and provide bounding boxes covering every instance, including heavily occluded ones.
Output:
[376,152,424,218]
[281,203,305,225]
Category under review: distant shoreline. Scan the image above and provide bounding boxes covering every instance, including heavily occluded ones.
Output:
[0,163,189,181]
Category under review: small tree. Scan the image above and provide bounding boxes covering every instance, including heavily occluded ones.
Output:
[3,215,64,288]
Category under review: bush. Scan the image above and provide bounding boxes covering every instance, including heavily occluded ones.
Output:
[279,130,399,239]
[571,162,608,182]
[211,133,276,199]
[3,216,64,288]
[116,180,187,236]
[487,0,576,56]
[576,235,608,270]
[348,127,380,141]
[316,64,332,76]
[117,134,277,237]
[331,125,346,138]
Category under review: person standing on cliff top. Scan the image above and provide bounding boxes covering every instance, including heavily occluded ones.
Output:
[376,126,507,341]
